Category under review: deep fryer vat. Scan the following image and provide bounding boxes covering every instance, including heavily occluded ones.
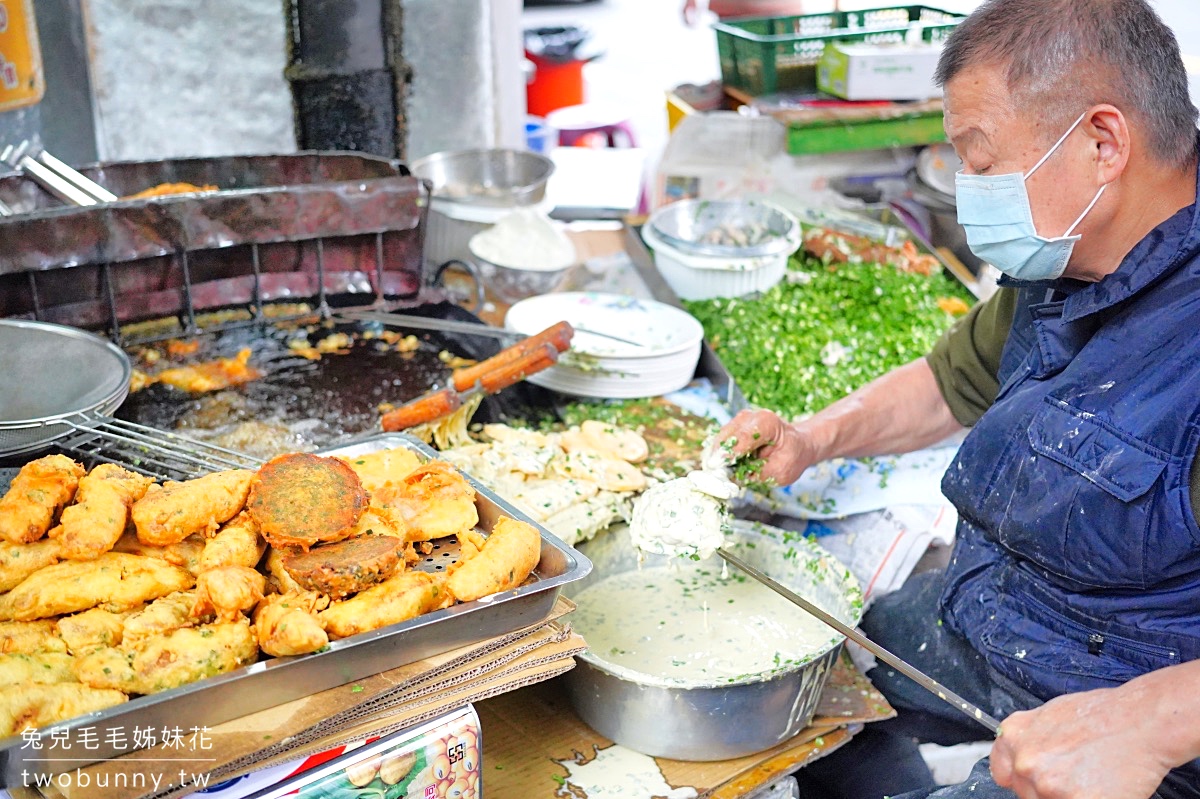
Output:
[0,433,591,786]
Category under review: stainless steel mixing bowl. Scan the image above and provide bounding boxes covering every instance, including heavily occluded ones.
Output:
[410,148,555,208]
[647,199,801,259]
[564,521,863,761]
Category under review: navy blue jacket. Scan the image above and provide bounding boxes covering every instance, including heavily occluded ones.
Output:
[940,159,1200,704]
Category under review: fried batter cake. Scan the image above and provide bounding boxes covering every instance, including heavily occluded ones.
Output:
[281,535,406,599]
[319,570,442,639]
[154,347,262,393]
[0,539,60,593]
[56,608,135,655]
[0,652,78,687]
[0,455,85,544]
[253,591,329,657]
[447,516,541,603]
[0,553,194,621]
[121,591,201,649]
[193,566,266,622]
[199,511,266,571]
[132,469,254,546]
[75,619,257,695]
[248,453,369,550]
[372,462,478,542]
[0,684,126,735]
[263,547,305,594]
[112,531,206,576]
[337,447,422,492]
[52,464,154,560]
[0,620,68,655]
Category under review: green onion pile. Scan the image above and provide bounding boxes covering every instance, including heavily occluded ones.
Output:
[683,256,974,420]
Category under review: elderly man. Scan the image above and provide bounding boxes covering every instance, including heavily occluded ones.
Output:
[718,1,1200,797]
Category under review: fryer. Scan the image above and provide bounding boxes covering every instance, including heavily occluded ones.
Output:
[0,151,560,478]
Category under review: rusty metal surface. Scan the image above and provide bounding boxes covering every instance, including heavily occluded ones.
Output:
[0,152,431,332]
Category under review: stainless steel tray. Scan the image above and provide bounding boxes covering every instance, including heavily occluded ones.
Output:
[0,433,591,786]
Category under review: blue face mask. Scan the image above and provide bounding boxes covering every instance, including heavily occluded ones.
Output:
[955,113,1106,281]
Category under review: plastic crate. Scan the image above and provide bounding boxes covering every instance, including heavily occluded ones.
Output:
[715,5,966,97]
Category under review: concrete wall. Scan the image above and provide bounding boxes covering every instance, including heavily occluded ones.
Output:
[82,0,523,162]
[85,0,296,160]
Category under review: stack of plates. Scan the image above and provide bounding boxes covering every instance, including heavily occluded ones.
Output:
[505,292,705,399]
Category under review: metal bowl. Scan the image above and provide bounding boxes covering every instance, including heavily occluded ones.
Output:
[647,199,801,259]
[564,521,862,761]
[0,320,131,456]
[410,148,555,208]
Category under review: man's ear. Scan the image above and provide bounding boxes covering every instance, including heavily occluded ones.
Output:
[1084,104,1130,184]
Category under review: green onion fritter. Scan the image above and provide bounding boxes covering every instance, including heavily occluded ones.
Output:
[684,257,974,420]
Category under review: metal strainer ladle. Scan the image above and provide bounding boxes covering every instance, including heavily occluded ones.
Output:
[0,320,260,478]
[0,319,132,456]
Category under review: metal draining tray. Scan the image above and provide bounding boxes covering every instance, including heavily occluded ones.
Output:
[0,432,591,787]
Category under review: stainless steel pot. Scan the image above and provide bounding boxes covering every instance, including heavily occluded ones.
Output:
[564,521,863,761]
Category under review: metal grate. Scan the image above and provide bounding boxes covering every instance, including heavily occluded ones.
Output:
[57,417,264,481]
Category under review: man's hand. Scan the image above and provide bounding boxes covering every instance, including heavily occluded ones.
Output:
[714,409,817,486]
[992,684,1175,799]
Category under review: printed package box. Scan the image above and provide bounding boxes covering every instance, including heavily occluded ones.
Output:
[816,41,943,102]
[139,705,485,799]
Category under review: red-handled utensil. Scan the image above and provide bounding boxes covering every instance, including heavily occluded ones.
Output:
[380,322,572,432]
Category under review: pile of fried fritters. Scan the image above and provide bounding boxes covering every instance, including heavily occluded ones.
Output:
[0,447,542,735]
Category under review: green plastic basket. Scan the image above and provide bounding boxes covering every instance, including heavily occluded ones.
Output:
[714,5,966,97]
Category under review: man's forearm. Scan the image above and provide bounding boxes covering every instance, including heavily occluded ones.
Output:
[1141,658,1200,768]
[804,357,964,462]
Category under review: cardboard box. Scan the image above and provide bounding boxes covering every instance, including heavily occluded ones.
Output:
[817,41,943,101]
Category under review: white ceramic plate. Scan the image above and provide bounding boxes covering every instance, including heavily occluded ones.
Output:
[505,292,704,358]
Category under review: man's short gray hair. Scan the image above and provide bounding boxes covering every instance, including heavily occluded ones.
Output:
[935,0,1198,168]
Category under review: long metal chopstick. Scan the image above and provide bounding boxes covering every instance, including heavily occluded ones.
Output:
[716,548,1002,735]
[336,309,646,348]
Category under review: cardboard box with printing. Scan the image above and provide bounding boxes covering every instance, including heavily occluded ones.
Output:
[817,41,943,101]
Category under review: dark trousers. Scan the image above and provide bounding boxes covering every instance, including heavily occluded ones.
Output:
[792,571,1200,799]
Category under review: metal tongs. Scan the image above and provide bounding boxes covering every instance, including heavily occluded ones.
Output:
[380,321,574,431]
[0,140,118,212]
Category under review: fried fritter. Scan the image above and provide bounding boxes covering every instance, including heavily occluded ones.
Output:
[446,516,541,603]
[337,447,422,492]
[253,591,329,657]
[0,539,61,593]
[193,566,265,622]
[281,535,405,599]
[154,347,261,393]
[0,553,194,621]
[56,608,135,655]
[121,591,201,649]
[351,503,406,539]
[0,620,67,655]
[372,462,478,542]
[75,619,257,695]
[247,454,368,550]
[0,652,77,687]
[51,464,154,560]
[132,469,254,546]
[0,455,85,544]
[0,684,126,735]
[198,511,266,571]
[263,547,305,594]
[112,531,207,576]
[319,571,442,639]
